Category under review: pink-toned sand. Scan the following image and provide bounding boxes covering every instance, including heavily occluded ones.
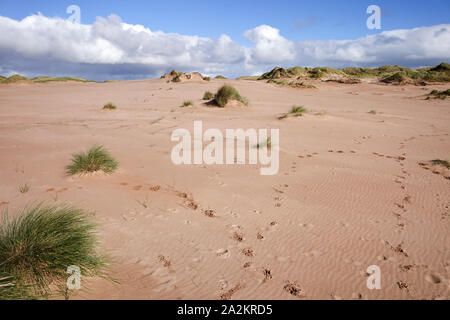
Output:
[0,78,449,300]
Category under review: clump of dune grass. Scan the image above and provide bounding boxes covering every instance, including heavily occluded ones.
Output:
[0,204,108,299]
[182,101,193,107]
[19,183,30,194]
[66,145,118,175]
[431,159,450,169]
[215,75,227,79]
[203,77,211,81]
[368,110,377,115]
[213,85,248,107]
[203,91,214,100]
[279,106,308,119]
[103,103,117,110]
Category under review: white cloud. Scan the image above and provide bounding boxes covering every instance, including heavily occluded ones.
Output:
[0,13,449,80]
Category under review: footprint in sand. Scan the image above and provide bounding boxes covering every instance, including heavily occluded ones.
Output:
[425,274,442,284]
[216,248,231,259]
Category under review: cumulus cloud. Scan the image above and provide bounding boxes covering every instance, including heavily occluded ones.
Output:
[0,13,449,80]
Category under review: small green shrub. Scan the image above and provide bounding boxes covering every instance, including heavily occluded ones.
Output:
[182,101,193,107]
[66,145,118,175]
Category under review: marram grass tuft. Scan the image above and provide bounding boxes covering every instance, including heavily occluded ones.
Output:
[66,145,118,175]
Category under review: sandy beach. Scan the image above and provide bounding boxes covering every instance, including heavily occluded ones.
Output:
[0,78,449,300]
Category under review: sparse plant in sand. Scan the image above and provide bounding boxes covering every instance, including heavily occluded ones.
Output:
[279,106,308,119]
[66,145,118,175]
[182,100,194,107]
[431,159,450,169]
[0,204,108,299]
[203,77,211,81]
[103,103,117,110]
[213,85,248,107]
[19,183,30,194]
[203,91,214,100]
[368,110,377,115]
[215,75,227,79]
[256,137,272,149]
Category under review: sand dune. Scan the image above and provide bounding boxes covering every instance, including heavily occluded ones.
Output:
[0,78,449,300]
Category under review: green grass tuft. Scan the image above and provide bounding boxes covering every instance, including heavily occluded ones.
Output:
[368,110,377,115]
[182,101,194,107]
[213,85,248,107]
[66,145,118,175]
[0,204,108,299]
[19,183,30,194]
[215,75,227,79]
[103,103,117,110]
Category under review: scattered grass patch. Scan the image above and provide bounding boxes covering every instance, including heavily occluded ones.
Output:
[182,101,193,107]
[66,145,118,175]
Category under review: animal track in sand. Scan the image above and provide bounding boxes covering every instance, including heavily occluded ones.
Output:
[242,248,254,257]
[425,273,442,284]
[262,268,273,282]
[158,255,172,268]
[387,242,409,258]
[233,232,244,242]
[203,209,216,218]
[284,281,304,297]
[219,283,244,300]
[396,281,409,291]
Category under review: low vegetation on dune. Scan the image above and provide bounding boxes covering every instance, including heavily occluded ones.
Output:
[203,91,214,100]
[0,204,108,299]
[0,74,29,84]
[426,89,450,100]
[66,145,118,175]
[213,85,248,107]
[103,103,117,110]
[182,100,194,107]
[0,74,92,84]
[279,106,308,119]
[267,79,316,89]
[215,75,227,79]
[253,62,450,84]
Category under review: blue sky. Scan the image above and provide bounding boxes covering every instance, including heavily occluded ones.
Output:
[0,0,449,79]
[1,0,449,42]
